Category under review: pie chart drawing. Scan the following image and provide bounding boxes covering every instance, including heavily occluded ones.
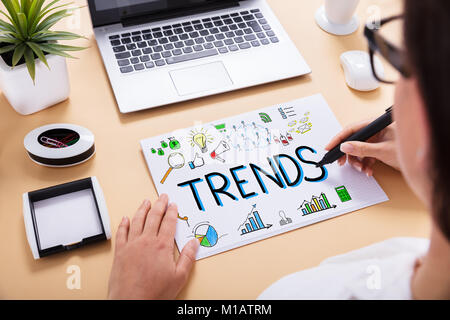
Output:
[194,224,218,248]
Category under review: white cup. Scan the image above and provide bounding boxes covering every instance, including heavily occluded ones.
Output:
[325,0,360,25]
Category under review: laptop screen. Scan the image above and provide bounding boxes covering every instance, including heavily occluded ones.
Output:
[87,0,241,27]
[94,0,162,12]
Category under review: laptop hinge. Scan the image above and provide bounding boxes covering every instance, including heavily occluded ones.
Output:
[121,1,240,28]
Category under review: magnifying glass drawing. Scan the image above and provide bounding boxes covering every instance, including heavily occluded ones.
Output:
[160,152,185,184]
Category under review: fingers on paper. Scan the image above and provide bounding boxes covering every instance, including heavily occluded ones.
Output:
[346,154,377,176]
[129,199,151,241]
[337,155,347,166]
[176,239,199,283]
[145,194,169,235]
[362,158,377,176]
[158,202,178,244]
[347,155,363,172]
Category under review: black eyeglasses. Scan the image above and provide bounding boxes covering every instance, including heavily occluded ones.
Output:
[364,15,412,84]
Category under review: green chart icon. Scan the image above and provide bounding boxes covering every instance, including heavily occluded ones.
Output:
[335,186,352,202]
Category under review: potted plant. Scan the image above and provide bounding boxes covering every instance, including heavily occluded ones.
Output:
[0,0,86,115]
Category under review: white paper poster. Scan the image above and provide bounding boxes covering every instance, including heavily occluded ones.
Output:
[141,94,388,259]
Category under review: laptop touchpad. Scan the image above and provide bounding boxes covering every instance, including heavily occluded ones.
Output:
[169,62,233,96]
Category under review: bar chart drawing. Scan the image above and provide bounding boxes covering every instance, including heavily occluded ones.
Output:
[238,204,272,236]
[298,192,336,216]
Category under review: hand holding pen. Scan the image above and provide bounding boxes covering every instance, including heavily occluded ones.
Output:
[318,107,400,176]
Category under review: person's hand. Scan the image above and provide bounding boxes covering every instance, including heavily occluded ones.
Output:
[325,120,399,176]
[108,194,199,300]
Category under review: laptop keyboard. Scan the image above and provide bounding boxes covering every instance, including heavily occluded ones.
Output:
[108,9,279,74]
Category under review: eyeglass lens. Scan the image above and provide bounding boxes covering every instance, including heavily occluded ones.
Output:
[372,18,404,83]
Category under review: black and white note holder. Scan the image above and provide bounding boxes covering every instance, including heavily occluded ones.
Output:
[23,177,111,259]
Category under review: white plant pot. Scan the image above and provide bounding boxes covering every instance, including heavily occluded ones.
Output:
[0,54,70,115]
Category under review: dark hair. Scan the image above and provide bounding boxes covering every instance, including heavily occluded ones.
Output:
[404,0,450,241]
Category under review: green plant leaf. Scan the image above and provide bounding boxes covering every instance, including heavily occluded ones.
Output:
[23,45,35,82]
[1,0,21,31]
[0,18,23,40]
[0,8,20,32]
[0,20,17,32]
[38,42,76,58]
[42,42,85,51]
[35,9,70,32]
[20,0,32,16]
[26,41,48,68]
[0,35,21,44]
[0,30,20,37]
[40,0,61,14]
[0,44,16,54]
[37,1,74,23]
[26,0,45,32]
[12,42,26,66]
[0,19,16,33]
[16,12,28,39]
[10,0,21,13]
[28,0,60,34]
[31,30,85,41]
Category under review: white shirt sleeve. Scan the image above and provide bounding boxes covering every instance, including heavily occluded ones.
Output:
[257,237,429,300]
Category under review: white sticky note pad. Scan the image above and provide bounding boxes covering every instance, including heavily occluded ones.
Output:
[33,189,103,250]
[141,94,389,260]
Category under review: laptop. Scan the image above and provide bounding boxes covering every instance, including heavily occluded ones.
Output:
[87,0,311,113]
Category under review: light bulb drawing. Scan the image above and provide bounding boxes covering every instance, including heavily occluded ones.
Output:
[188,128,213,153]
[193,133,207,153]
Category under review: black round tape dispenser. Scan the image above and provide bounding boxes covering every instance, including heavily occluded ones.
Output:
[24,124,95,167]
